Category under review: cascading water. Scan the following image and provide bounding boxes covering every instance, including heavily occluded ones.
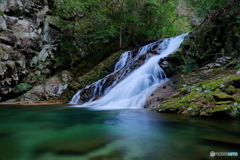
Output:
[70,33,189,109]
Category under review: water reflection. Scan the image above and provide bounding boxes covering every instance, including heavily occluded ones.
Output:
[0,105,239,160]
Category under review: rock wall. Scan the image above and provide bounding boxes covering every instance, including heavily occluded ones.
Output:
[0,0,60,101]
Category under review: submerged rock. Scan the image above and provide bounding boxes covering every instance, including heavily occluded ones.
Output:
[36,137,112,155]
[200,136,240,146]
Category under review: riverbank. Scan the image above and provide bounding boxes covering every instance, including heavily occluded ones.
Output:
[154,67,240,120]
[0,101,64,105]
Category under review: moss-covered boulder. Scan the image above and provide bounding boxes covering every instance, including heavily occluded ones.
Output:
[212,92,235,102]
[179,88,189,95]
[211,105,232,119]
[224,85,237,95]
[211,105,232,112]
[157,101,181,112]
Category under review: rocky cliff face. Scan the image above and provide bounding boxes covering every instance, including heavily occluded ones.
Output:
[0,0,63,101]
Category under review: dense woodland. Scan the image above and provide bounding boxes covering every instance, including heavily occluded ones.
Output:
[51,0,239,68]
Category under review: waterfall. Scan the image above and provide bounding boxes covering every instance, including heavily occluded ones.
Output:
[69,33,189,109]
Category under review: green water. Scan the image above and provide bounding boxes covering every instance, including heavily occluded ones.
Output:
[0,104,239,160]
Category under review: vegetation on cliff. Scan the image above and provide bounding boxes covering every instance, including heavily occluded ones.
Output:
[52,0,192,68]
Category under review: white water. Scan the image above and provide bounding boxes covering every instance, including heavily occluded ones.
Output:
[114,51,130,71]
[70,33,188,109]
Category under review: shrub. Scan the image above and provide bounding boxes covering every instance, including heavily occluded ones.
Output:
[15,83,32,93]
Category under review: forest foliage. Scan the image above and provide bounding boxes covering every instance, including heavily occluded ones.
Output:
[53,0,192,48]
[52,0,239,68]
[52,0,192,67]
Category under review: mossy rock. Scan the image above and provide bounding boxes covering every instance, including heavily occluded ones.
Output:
[180,103,201,117]
[211,105,232,113]
[224,85,237,95]
[73,51,123,90]
[199,107,213,118]
[179,88,188,95]
[46,16,66,29]
[225,75,240,88]
[236,98,240,103]
[212,92,235,102]
[182,92,206,103]
[189,104,202,109]
[157,101,181,112]
[211,105,233,119]
[215,101,233,105]
[201,79,224,91]
[181,108,200,117]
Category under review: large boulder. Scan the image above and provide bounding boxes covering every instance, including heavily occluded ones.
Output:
[10,70,72,102]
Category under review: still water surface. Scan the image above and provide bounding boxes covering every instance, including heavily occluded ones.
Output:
[0,104,239,160]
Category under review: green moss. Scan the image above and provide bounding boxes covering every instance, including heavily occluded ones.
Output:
[189,103,201,109]
[72,50,123,89]
[211,105,232,113]
[224,85,237,95]
[179,88,188,95]
[236,99,240,103]
[215,101,233,105]
[46,16,66,29]
[183,92,205,103]
[228,75,240,81]
[160,101,182,108]
[212,92,235,102]
[158,100,182,112]
[201,79,224,91]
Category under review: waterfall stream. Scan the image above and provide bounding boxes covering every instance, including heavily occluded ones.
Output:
[70,33,189,109]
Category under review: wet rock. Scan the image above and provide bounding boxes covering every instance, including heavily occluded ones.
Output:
[146,79,176,108]
[160,60,169,68]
